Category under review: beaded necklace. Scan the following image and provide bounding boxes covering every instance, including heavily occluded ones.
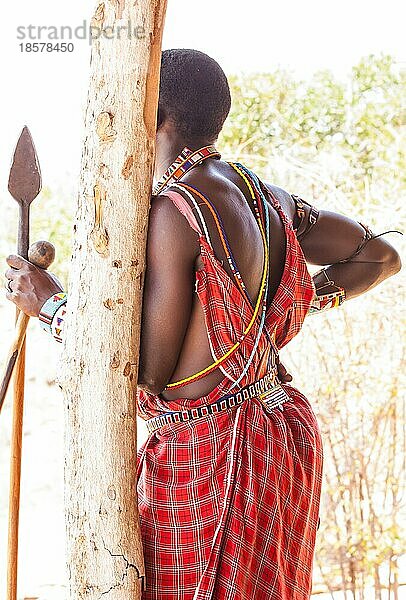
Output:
[153,145,221,195]
[163,163,271,390]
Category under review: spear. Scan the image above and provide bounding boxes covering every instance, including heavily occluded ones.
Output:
[5,127,42,600]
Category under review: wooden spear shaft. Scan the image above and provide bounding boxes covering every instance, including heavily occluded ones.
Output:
[6,247,55,599]
[7,335,25,600]
[6,127,42,600]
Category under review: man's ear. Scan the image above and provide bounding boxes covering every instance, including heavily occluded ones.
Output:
[157,105,165,129]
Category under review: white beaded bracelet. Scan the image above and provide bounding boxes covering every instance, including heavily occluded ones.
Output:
[39,292,67,342]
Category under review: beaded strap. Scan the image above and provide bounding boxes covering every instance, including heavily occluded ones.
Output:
[39,292,67,341]
[226,163,271,390]
[146,370,288,434]
[176,181,250,301]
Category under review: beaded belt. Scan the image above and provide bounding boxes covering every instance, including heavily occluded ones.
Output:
[145,370,289,434]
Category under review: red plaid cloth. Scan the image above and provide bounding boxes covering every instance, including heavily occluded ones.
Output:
[136,180,323,599]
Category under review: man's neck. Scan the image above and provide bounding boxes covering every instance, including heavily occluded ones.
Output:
[155,132,216,181]
[155,141,187,180]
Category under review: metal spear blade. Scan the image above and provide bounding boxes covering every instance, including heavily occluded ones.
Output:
[8,126,42,205]
[8,126,42,258]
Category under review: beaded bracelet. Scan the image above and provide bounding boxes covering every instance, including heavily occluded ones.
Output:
[50,301,67,343]
[309,268,346,315]
[39,292,67,341]
[309,288,346,314]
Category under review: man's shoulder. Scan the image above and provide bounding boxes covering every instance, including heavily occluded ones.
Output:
[148,192,200,262]
[264,182,296,222]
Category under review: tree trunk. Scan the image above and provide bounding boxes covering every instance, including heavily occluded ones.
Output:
[57,1,167,597]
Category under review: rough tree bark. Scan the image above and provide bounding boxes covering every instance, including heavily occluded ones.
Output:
[57,1,167,597]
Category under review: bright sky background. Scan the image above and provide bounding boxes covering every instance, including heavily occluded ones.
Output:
[0,0,404,195]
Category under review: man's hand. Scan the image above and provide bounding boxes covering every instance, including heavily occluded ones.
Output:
[4,254,63,317]
[277,359,293,383]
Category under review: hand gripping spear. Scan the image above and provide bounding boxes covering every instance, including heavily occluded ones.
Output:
[3,127,54,600]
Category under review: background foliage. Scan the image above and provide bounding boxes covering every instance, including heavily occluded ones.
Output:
[219,54,405,599]
[0,54,404,598]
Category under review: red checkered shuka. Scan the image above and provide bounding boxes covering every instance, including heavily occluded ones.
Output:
[136,170,323,600]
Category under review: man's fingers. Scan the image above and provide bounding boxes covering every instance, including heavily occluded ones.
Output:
[6,254,28,269]
[5,268,17,280]
[278,363,289,377]
[5,290,19,302]
[277,360,293,383]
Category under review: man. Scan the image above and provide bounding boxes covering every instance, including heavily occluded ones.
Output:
[5,50,401,599]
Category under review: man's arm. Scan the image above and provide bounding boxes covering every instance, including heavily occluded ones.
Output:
[265,183,401,301]
[295,203,402,300]
[137,194,200,395]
